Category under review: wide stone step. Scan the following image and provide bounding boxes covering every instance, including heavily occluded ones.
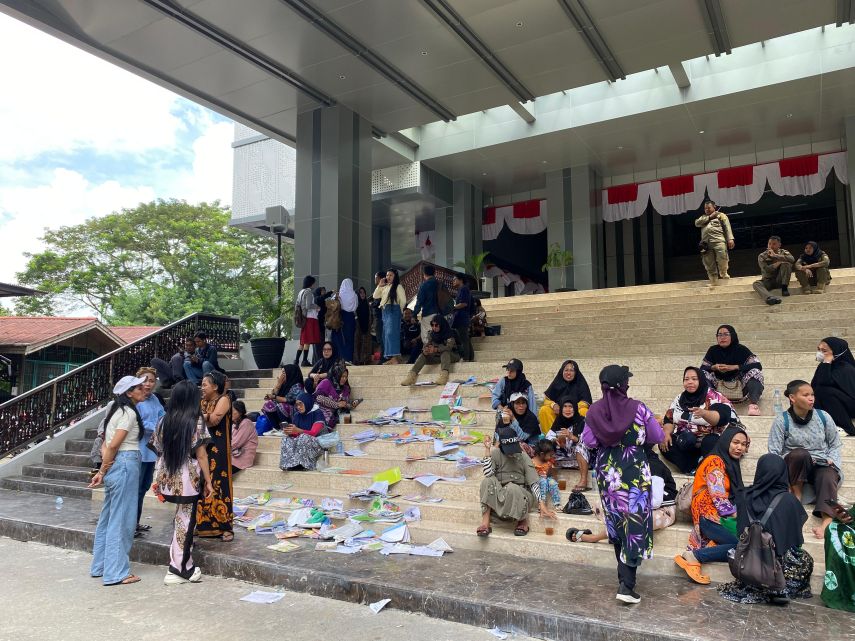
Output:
[473,338,832,356]
[65,439,95,454]
[487,322,855,340]
[0,476,92,499]
[43,452,94,468]
[21,464,95,484]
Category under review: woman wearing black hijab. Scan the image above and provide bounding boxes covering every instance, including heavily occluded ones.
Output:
[491,358,536,411]
[305,341,340,394]
[549,397,591,491]
[794,240,832,294]
[538,359,593,433]
[261,364,305,426]
[354,287,372,365]
[701,324,764,416]
[813,337,855,436]
[503,392,542,450]
[718,453,810,605]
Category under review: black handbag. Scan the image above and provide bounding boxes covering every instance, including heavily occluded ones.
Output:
[562,491,593,515]
[727,493,786,589]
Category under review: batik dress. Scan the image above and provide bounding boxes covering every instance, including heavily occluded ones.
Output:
[196,394,234,537]
[149,418,211,579]
[592,405,656,566]
[822,506,855,612]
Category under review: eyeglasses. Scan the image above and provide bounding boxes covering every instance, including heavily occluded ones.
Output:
[716,332,731,337]
[430,323,440,327]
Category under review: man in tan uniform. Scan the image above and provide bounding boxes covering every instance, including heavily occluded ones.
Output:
[695,200,734,287]
[753,235,794,305]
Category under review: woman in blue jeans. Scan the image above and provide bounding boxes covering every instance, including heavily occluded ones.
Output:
[88,375,148,585]
[372,268,406,365]
[675,426,749,584]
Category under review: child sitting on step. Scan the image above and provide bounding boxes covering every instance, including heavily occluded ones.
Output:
[531,440,562,510]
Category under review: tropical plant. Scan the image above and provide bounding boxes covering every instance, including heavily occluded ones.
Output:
[542,243,574,290]
[454,251,490,289]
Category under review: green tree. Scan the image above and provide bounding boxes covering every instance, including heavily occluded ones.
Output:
[15,199,292,336]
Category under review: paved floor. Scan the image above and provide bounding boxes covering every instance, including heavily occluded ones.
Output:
[0,538,533,641]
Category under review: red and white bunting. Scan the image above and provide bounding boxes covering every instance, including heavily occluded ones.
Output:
[601,152,848,222]
[482,199,548,240]
[415,231,435,260]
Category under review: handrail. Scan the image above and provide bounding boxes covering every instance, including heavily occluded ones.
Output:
[0,312,239,458]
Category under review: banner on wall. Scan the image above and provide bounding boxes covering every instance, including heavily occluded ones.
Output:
[602,151,848,223]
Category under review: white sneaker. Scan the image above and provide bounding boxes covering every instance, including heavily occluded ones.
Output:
[164,567,202,585]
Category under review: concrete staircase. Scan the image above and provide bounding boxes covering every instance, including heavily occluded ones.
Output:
[8,269,855,589]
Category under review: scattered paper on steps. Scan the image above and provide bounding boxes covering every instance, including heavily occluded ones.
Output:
[379,522,411,543]
[369,598,391,614]
[240,591,285,604]
[266,541,300,553]
[427,538,453,553]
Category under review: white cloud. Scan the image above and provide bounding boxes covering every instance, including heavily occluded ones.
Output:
[164,117,235,206]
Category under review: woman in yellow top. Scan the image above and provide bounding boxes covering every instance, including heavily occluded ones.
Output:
[538,359,592,434]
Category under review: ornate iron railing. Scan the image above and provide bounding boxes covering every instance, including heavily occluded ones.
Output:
[400,260,466,302]
[0,312,239,458]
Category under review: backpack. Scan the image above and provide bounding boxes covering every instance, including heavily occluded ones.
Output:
[728,493,786,589]
[325,297,343,330]
[782,409,827,440]
[293,291,306,329]
[88,401,114,467]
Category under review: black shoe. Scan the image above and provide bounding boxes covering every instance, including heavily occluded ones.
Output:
[765,296,781,305]
[300,358,311,367]
[769,595,790,606]
[616,584,641,604]
[781,286,790,297]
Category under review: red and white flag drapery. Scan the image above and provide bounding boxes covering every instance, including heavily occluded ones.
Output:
[415,231,435,260]
[482,199,548,241]
[602,152,848,223]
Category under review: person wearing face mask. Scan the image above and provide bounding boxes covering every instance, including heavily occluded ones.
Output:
[674,427,750,585]
[695,200,734,287]
[753,235,795,305]
[768,379,842,539]
[812,337,855,436]
[794,241,831,294]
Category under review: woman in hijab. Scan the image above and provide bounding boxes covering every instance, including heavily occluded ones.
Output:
[547,398,591,491]
[501,392,542,454]
[719,454,810,605]
[261,364,304,427]
[278,392,328,471]
[580,365,664,604]
[331,278,358,364]
[701,324,764,416]
[314,363,359,428]
[305,341,340,394]
[354,286,372,365]
[794,240,832,294]
[538,359,593,433]
[491,358,536,411]
[400,314,461,386]
[768,379,842,538]
[661,366,736,474]
[675,426,749,585]
[812,337,855,436]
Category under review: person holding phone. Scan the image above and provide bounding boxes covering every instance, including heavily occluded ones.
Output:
[767,379,842,539]
[695,200,734,287]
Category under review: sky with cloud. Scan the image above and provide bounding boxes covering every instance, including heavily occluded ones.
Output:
[0,13,234,284]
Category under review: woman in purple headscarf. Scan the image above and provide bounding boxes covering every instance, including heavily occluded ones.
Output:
[580,365,664,605]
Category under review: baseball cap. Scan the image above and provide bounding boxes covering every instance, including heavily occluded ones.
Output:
[508,392,528,404]
[113,375,148,395]
[503,358,523,372]
[496,427,522,455]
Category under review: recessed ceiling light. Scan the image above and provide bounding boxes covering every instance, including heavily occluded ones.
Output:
[698,130,705,134]
[420,50,429,56]
[541,160,548,164]
[515,21,524,27]
[786,113,793,118]
[338,74,346,80]
[482,172,488,176]
[617,146,624,150]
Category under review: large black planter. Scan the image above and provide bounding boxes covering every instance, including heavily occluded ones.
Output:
[250,337,286,369]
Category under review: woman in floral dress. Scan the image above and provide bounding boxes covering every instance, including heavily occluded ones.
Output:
[149,381,213,584]
[196,371,234,541]
[581,365,664,605]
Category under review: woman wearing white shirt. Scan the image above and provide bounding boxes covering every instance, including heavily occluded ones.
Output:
[88,375,147,585]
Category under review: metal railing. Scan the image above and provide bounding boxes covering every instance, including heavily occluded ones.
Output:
[0,312,239,458]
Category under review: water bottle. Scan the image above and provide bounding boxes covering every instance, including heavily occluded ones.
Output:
[55,496,63,510]
[772,389,783,416]
[336,439,344,455]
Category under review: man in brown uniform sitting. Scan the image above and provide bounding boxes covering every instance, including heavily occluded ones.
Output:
[753,235,794,305]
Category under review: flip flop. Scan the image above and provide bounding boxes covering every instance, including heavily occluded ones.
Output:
[673,555,710,585]
[513,523,529,536]
[222,532,235,542]
[565,528,593,542]
[106,575,141,586]
[476,525,492,537]
[136,524,151,532]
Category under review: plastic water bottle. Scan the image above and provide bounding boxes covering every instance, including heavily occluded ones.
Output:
[336,440,344,455]
[55,496,63,510]
[772,389,783,416]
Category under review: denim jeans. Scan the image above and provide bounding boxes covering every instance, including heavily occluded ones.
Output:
[91,450,141,584]
[382,305,402,357]
[693,516,738,563]
[183,360,214,384]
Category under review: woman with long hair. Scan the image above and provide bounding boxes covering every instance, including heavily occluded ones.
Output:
[230,400,258,473]
[372,268,407,365]
[88,375,147,586]
[196,371,234,541]
[149,381,213,584]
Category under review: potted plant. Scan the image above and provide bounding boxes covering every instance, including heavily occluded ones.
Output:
[542,243,574,292]
[248,292,290,370]
[454,251,491,299]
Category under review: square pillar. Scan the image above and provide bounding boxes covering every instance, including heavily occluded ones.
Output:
[432,180,483,270]
[294,105,372,294]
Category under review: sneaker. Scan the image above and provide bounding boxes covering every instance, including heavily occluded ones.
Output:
[164,567,201,585]
[616,584,641,604]
[435,370,450,386]
[400,371,417,386]
[781,286,790,297]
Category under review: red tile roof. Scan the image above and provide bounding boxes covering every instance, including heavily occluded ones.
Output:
[0,316,102,349]
[110,326,161,343]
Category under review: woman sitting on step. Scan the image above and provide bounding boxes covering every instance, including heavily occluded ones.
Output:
[490,358,536,411]
[503,392,543,455]
[768,379,842,539]
[400,316,461,387]
[545,397,591,491]
[476,422,556,538]
[314,363,360,429]
[261,364,305,428]
[278,392,328,471]
[230,401,258,474]
[794,241,831,294]
[700,325,764,416]
[538,359,592,434]
[812,337,855,437]
[305,342,341,394]
[660,367,737,474]
[675,426,749,585]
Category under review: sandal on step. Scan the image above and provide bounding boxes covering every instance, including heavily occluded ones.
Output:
[222,532,234,542]
[106,575,141,586]
[673,555,710,585]
[476,525,492,537]
[513,522,529,536]
[565,528,592,542]
[136,524,151,532]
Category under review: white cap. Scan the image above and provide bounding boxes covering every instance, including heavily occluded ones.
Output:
[113,375,147,395]
[508,392,527,403]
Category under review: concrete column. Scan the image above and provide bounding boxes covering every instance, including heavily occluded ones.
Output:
[639,212,650,284]
[605,222,618,288]
[294,105,372,294]
[432,180,483,271]
[431,206,453,268]
[545,169,573,290]
[372,223,392,275]
[842,115,855,266]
